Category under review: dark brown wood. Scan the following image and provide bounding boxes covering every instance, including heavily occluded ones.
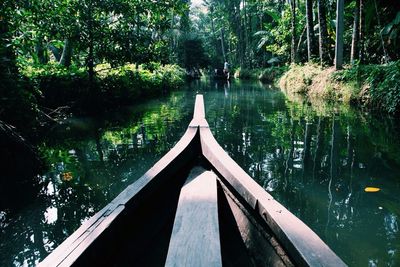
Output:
[165,167,222,267]
[218,181,293,267]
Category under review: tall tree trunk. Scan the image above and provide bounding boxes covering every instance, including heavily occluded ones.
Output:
[290,0,297,63]
[169,10,175,63]
[49,44,62,62]
[243,0,251,68]
[238,4,245,67]
[297,25,307,55]
[318,0,330,65]
[87,1,94,85]
[373,0,389,63]
[220,28,227,63]
[210,8,219,60]
[350,0,360,64]
[359,0,365,63]
[334,0,344,69]
[35,35,48,65]
[306,0,316,60]
[59,38,73,67]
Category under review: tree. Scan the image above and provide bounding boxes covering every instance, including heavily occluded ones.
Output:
[290,0,297,63]
[318,0,330,65]
[306,0,317,61]
[334,0,344,69]
[179,38,209,69]
[350,0,360,64]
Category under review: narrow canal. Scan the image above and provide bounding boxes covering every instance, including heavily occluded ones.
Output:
[1,80,399,266]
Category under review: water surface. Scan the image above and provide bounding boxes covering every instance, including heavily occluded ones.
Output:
[1,80,399,266]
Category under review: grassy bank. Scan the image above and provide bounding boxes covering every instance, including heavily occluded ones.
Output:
[279,62,400,115]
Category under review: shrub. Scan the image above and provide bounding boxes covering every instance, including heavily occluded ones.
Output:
[21,63,89,108]
[22,63,185,109]
[367,62,400,115]
[234,68,260,80]
[332,61,400,115]
[258,66,288,83]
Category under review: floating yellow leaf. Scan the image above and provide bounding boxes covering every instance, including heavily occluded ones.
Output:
[62,172,73,181]
[365,187,380,192]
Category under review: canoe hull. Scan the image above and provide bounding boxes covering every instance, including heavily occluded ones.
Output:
[39,95,346,267]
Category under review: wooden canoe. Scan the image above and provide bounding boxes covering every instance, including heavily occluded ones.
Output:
[39,95,346,267]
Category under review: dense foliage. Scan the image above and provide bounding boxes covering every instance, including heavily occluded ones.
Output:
[2,0,400,138]
[22,63,185,109]
[0,0,190,136]
[192,0,400,68]
[333,61,400,114]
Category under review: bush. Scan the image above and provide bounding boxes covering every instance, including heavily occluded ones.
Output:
[332,61,400,115]
[366,62,400,115]
[22,63,185,109]
[234,68,261,80]
[99,64,185,104]
[258,66,288,83]
[22,63,89,108]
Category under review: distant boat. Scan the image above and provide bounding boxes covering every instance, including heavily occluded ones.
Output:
[39,95,346,267]
[213,68,230,81]
[186,68,201,80]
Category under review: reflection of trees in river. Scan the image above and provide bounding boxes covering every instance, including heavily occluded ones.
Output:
[0,91,193,266]
[205,87,400,266]
[2,84,399,266]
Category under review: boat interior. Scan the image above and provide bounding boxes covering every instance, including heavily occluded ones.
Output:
[63,133,292,267]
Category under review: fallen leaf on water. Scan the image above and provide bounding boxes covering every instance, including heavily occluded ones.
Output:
[365,187,380,193]
[62,172,73,181]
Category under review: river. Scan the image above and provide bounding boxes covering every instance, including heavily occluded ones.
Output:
[1,79,399,266]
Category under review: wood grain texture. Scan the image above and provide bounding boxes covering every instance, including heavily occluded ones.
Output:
[165,167,222,267]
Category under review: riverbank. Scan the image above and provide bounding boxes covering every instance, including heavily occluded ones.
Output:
[1,63,185,137]
[23,63,185,111]
[268,62,400,116]
[0,63,185,187]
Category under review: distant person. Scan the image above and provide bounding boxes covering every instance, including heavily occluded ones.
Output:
[223,61,229,74]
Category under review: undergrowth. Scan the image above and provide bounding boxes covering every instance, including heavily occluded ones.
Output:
[21,63,185,109]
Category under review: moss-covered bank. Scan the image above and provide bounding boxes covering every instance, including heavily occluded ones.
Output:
[260,62,400,116]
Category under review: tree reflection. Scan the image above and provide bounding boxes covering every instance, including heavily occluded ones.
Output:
[204,83,400,266]
[0,91,192,266]
[2,83,400,266]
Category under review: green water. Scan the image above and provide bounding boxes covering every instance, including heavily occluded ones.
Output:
[1,80,400,266]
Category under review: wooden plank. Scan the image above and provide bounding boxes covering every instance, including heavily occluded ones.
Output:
[165,167,222,267]
[189,95,209,128]
[193,95,205,119]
